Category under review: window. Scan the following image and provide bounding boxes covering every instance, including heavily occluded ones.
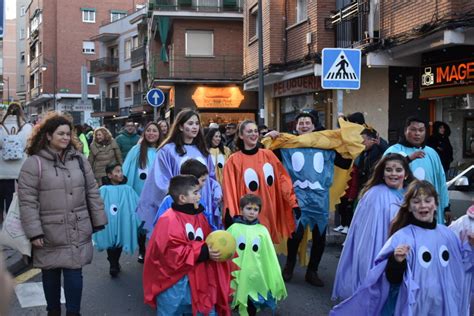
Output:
[124,39,132,60]
[20,52,25,63]
[82,8,96,23]
[125,84,132,98]
[132,36,139,49]
[87,73,95,85]
[82,41,95,54]
[20,28,26,40]
[185,30,214,57]
[20,6,25,17]
[249,6,258,40]
[20,75,25,84]
[297,0,308,23]
[110,11,127,22]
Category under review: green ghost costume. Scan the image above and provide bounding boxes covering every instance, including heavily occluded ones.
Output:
[227,222,287,315]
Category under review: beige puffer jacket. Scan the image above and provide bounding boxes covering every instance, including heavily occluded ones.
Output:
[88,139,122,186]
[18,147,107,270]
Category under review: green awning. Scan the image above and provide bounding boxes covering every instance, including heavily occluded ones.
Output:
[223,0,237,6]
[178,0,192,6]
[111,10,127,14]
[80,7,96,11]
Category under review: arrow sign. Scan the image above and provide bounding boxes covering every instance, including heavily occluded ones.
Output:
[146,88,165,108]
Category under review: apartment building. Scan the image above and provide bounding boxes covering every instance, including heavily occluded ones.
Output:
[24,0,144,124]
[242,0,335,131]
[16,0,30,106]
[90,7,148,134]
[147,0,257,125]
[332,0,474,166]
[1,12,18,105]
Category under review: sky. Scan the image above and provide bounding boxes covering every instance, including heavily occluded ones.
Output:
[6,0,16,20]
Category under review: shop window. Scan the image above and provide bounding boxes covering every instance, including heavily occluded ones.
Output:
[82,41,95,54]
[82,9,96,23]
[185,30,214,57]
[249,6,258,40]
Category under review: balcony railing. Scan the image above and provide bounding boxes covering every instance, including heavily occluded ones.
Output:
[92,98,119,113]
[90,57,119,78]
[30,86,41,99]
[332,0,374,49]
[153,0,243,13]
[29,56,41,71]
[150,55,242,80]
[133,92,145,106]
[131,46,146,68]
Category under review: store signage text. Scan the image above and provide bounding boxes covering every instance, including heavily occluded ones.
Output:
[421,60,474,88]
[273,76,321,98]
[192,87,244,108]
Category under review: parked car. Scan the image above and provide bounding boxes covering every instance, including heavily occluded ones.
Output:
[447,165,474,220]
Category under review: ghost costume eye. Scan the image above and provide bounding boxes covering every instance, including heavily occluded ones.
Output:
[217,154,225,169]
[195,228,204,241]
[313,152,324,173]
[291,152,305,172]
[263,163,274,186]
[251,237,261,252]
[439,245,449,267]
[185,223,196,241]
[237,235,246,250]
[417,245,432,268]
[138,167,148,180]
[109,204,118,216]
[244,168,259,191]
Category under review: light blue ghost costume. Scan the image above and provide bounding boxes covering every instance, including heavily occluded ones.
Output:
[93,184,140,254]
[280,148,335,234]
[137,143,221,237]
[122,144,157,196]
[152,175,222,227]
[330,223,474,316]
[384,144,449,224]
[332,184,404,300]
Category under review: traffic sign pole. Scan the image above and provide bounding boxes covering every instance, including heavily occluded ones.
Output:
[337,90,344,115]
[146,88,165,122]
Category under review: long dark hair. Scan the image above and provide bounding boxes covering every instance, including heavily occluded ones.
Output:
[235,120,257,151]
[389,180,439,236]
[26,112,80,155]
[139,122,161,169]
[159,108,209,157]
[1,102,26,127]
[359,153,414,197]
[205,128,225,154]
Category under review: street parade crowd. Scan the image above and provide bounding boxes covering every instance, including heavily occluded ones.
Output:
[0,101,473,316]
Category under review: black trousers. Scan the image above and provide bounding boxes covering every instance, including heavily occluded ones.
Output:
[286,223,326,272]
[337,197,354,227]
[0,179,15,214]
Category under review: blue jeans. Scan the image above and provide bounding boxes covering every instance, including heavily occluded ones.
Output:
[42,268,83,313]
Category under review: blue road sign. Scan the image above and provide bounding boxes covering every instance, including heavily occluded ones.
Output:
[0,0,4,38]
[146,88,165,108]
[322,48,361,90]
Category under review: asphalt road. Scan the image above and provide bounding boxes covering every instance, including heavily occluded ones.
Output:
[8,246,342,316]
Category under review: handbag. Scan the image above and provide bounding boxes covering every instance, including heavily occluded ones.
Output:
[0,193,32,256]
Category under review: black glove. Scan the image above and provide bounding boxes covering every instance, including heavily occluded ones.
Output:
[293,207,302,220]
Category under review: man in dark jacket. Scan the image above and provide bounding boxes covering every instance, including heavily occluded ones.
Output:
[356,128,389,189]
[116,120,140,160]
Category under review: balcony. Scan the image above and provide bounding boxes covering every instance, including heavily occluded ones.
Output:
[92,98,119,116]
[131,46,146,68]
[90,57,119,78]
[30,86,41,99]
[153,0,243,13]
[150,55,242,81]
[29,56,41,72]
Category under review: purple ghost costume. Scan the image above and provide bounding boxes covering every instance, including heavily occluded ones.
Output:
[331,224,473,316]
[332,184,404,300]
[137,143,222,236]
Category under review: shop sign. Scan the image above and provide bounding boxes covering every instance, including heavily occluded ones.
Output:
[273,76,321,98]
[192,87,244,108]
[72,103,92,111]
[421,59,474,89]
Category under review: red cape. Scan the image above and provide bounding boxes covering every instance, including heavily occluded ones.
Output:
[222,149,297,243]
[143,208,232,316]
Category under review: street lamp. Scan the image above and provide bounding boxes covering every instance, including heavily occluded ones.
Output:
[41,57,57,111]
[0,77,10,104]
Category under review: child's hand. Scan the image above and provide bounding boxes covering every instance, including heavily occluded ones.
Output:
[394,244,410,263]
[208,247,221,262]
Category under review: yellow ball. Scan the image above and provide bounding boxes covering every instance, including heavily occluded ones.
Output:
[205,230,236,262]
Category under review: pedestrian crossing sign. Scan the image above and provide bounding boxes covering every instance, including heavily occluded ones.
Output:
[322,48,361,90]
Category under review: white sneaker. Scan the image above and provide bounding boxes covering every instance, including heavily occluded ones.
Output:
[341,226,349,234]
[333,225,344,232]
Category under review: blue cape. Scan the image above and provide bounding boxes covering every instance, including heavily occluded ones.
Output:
[332,184,404,300]
[93,184,140,254]
[122,144,157,196]
[331,224,473,315]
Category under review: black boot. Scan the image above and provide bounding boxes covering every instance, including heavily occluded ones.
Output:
[107,248,122,277]
[282,260,296,282]
[305,269,324,287]
[137,233,146,263]
[47,310,61,316]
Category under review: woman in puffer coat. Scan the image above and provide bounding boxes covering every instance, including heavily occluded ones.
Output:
[88,127,122,186]
[18,113,107,316]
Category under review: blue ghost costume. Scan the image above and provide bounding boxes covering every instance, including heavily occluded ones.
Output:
[330,222,473,315]
[93,184,140,254]
[384,144,449,224]
[122,144,157,196]
[332,184,404,300]
[137,143,222,236]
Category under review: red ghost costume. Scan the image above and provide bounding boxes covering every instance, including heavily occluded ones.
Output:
[143,203,232,316]
[223,147,298,243]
